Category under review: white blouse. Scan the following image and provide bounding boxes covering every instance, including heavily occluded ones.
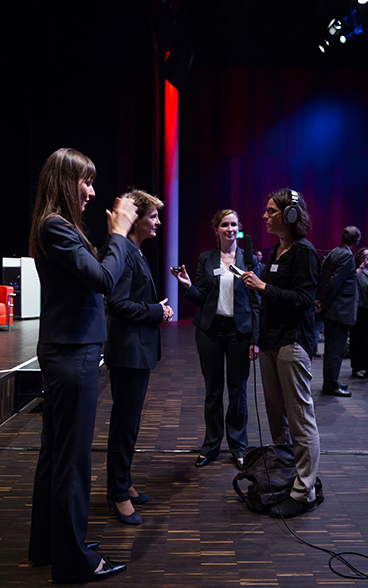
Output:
[216,260,234,317]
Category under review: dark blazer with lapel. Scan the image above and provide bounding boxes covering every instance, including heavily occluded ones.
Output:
[184,247,260,343]
[317,244,358,326]
[36,215,128,344]
[105,238,163,370]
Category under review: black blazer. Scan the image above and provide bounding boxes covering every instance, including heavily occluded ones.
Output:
[184,247,260,343]
[36,216,128,344]
[105,238,163,370]
[317,244,358,326]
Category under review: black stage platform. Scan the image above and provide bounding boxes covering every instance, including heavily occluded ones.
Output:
[0,319,367,587]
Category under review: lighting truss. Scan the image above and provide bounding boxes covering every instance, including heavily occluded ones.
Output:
[319,2,367,53]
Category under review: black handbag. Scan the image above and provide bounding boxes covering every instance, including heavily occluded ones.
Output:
[233,444,297,513]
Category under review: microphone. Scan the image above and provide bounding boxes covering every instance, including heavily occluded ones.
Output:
[243,235,253,270]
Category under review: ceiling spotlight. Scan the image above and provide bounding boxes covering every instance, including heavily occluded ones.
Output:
[327,19,342,36]
[357,0,368,5]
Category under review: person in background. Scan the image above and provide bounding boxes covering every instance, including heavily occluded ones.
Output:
[242,188,323,519]
[105,190,173,526]
[171,209,259,471]
[313,310,323,358]
[255,250,265,274]
[28,148,137,583]
[349,247,368,378]
[313,256,326,358]
[316,226,361,397]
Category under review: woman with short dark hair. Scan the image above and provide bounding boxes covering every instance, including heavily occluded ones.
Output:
[105,189,173,525]
[242,188,323,519]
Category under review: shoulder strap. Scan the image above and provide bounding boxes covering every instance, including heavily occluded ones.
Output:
[232,472,247,502]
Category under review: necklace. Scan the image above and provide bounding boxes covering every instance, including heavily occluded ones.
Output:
[276,238,297,259]
[279,238,296,251]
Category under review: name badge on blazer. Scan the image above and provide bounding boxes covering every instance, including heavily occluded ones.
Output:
[213,268,226,276]
[270,264,279,272]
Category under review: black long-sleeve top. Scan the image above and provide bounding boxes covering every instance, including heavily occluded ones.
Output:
[259,237,320,359]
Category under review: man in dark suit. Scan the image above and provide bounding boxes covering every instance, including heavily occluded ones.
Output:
[255,250,265,274]
[316,226,361,397]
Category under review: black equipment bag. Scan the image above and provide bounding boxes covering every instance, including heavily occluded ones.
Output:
[233,444,297,514]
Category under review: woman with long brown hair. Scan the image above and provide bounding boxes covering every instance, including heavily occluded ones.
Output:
[28,148,137,583]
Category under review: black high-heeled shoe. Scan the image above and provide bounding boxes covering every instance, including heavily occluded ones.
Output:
[86,556,126,582]
[129,492,151,505]
[85,542,99,551]
[107,497,142,525]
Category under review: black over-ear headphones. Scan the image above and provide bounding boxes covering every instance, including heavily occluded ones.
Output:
[282,189,299,225]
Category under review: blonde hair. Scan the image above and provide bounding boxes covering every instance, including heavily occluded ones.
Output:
[121,189,164,218]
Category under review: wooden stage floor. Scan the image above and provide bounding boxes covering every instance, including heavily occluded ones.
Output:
[0,319,368,587]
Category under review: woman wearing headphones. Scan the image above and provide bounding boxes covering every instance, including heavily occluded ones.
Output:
[242,188,323,519]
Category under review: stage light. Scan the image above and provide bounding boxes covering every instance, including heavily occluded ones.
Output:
[318,6,366,53]
[328,19,342,36]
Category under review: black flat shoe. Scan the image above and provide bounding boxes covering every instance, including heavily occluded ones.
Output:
[130,492,151,505]
[107,497,142,525]
[87,557,126,582]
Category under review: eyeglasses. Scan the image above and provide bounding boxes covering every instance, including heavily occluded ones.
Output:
[264,208,282,217]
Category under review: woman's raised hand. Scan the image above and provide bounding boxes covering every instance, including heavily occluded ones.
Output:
[108,197,138,237]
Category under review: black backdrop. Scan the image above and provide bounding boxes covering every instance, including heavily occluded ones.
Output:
[2,1,368,318]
